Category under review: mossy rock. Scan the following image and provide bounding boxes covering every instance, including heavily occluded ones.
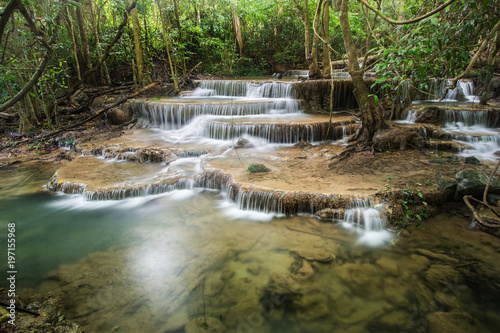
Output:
[247,164,271,173]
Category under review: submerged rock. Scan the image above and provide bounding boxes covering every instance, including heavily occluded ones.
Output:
[425,311,475,333]
[292,249,334,262]
[425,265,463,290]
[416,249,459,264]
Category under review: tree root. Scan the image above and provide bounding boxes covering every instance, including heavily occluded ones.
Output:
[328,143,373,168]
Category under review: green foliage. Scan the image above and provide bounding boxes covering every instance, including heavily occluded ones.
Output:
[247,164,271,173]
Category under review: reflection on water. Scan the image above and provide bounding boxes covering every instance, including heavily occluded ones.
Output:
[1,167,500,333]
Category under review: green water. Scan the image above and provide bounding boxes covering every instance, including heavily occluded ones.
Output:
[1,163,500,333]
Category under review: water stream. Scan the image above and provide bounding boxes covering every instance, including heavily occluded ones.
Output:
[2,78,500,332]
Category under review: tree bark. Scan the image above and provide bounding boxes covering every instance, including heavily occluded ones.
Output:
[231,5,243,57]
[322,0,331,77]
[309,0,323,79]
[156,0,179,91]
[76,0,95,84]
[65,7,82,80]
[291,0,311,64]
[0,0,19,46]
[127,0,148,87]
[338,0,388,141]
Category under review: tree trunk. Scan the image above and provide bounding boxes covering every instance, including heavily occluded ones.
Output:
[322,0,331,77]
[65,7,82,80]
[127,0,148,87]
[155,0,179,91]
[291,0,311,65]
[309,0,323,79]
[304,0,311,64]
[76,1,95,84]
[231,5,243,57]
[338,0,388,141]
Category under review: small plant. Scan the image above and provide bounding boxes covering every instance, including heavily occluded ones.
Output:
[247,164,271,173]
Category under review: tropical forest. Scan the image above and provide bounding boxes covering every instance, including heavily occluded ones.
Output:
[0,0,500,332]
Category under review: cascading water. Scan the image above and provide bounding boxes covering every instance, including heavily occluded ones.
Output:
[443,109,500,161]
[341,199,392,246]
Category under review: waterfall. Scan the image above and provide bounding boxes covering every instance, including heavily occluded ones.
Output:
[341,199,392,246]
[131,99,302,130]
[444,110,489,127]
[194,80,294,98]
[204,121,358,143]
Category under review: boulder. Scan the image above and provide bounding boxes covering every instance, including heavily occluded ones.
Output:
[235,137,254,148]
[464,156,480,165]
[415,107,442,125]
[107,108,132,125]
[436,179,457,201]
[456,169,500,198]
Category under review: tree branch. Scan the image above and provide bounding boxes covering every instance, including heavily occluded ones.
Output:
[0,0,19,46]
[357,0,456,25]
[0,1,67,113]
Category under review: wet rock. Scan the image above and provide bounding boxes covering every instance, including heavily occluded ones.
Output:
[235,137,254,148]
[292,249,334,262]
[375,257,399,276]
[425,265,463,290]
[494,150,500,157]
[434,290,463,311]
[296,261,315,279]
[408,254,431,271]
[456,169,500,198]
[487,194,500,206]
[378,310,411,330]
[15,303,84,333]
[464,156,480,165]
[266,273,302,296]
[337,263,383,298]
[185,315,226,333]
[220,269,235,281]
[315,208,345,221]
[414,282,434,307]
[247,264,261,276]
[334,294,354,318]
[436,179,457,201]
[425,311,475,333]
[416,249,459,264]
[294,294,329,320]
[294,141,313,148]
[383,281,409,307]
[414,106,442,125]
[107,108,132,125]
